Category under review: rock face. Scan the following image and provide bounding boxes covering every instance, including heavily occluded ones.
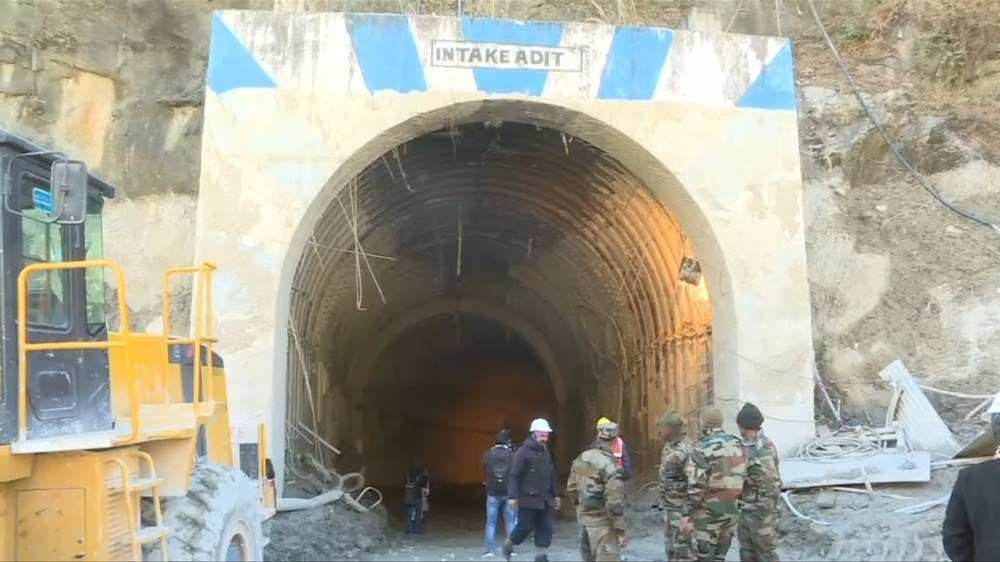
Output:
[2,0,999,421]
[0,0,270,328]
[800,83,1000,419]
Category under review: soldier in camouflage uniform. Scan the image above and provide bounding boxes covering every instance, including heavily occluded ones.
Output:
[736,403,781,562]
[566,421,627,562]
[658,411,691,562]
[682,406,747,562]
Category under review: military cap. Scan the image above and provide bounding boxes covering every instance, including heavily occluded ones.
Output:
[658,411,685,429]
[699,406,724,430]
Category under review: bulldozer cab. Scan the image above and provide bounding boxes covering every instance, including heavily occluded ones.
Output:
[0,130,274,562]
[0,130,115,443]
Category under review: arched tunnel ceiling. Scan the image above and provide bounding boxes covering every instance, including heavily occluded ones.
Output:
[288,121,713,473]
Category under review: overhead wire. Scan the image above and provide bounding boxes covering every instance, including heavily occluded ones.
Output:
[807,0,1000,232]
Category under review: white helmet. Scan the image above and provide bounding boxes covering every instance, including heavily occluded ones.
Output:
[529,418,554,433]
[981,394,1000,422]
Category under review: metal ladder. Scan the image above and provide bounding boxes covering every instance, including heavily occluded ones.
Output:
[106,451,170,561]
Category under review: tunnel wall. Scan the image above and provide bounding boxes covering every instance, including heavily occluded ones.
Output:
[193,11,816,486]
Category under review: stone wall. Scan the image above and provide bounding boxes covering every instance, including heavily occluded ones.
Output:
[0,0,270,326]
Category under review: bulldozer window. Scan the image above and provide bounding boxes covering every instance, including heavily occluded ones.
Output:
[21,214,69,330]
[84,209,106,333]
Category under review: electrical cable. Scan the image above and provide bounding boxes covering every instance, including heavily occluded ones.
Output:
[916,384,995,400]
[794,426,891,460]
[807,0,1000,232]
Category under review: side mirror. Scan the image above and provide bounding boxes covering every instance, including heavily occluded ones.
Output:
[50,160,87,224]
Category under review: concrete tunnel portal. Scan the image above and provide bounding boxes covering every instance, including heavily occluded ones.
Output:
[195,10,818,504]
[283,117,714,500]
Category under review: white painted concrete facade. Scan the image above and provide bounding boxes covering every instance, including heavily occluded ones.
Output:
[195,11,815,482]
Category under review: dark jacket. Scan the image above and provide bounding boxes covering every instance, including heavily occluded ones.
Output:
[508,437,560,510]
[619,439,634,482]
[484,444,515,497]
[943,459,1000,561]
[404,466,430,507]
[589,437,634,482]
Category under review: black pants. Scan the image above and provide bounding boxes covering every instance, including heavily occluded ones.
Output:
[509,506,554,548]
[405,504,424,534]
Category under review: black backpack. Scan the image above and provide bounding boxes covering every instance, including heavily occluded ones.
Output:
[404,469,426,505]
[487,446,512,490]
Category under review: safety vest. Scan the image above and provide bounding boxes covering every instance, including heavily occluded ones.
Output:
[612,437,625,469]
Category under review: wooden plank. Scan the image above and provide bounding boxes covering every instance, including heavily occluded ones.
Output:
[879,360,960,454]
[781,452,931,490]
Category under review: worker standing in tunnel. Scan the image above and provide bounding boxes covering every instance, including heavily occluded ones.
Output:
[503,418,561,562]
[567,422,628,561]
[597,417,634,482]
[404,462,430,535]
[483,428,518,558]
[683,406,747,562]
[736,403,782,562]
[658,411,692,562]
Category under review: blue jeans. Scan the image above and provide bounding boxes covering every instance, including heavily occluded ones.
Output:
[485,495,517,552]
[405,504,424,534]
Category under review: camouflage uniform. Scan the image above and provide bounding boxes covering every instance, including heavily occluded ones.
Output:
[686,429,747,562]
[659,438,692,562]
[738,434,781,562]
[566,441,627,562]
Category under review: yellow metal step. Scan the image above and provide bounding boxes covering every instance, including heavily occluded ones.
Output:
[11,428,124,453]
[136,526,170,545]
[10,403,204,454]
[109,477,163,493]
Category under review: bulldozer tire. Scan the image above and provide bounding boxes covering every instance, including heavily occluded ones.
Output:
[153,463,266,561]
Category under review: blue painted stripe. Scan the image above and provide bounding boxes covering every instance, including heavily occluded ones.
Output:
[598,26,673,100]
[347,14,427,94]
[737,43,797,110]
[207,12,276,94]
[460,17,563,96]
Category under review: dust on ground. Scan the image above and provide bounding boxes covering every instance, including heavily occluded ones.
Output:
[264,463,964,561]
[265,500,397,561]
[776,469,958,561]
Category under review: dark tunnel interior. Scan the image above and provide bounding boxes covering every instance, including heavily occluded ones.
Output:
[284,119,714,509]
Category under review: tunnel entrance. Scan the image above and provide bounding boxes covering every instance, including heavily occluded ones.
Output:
[284,119,714,505]
[198,10,818,499]
[366,313,557,507]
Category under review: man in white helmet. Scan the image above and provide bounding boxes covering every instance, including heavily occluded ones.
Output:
[503,418,561,562]
[943,395,1000,561]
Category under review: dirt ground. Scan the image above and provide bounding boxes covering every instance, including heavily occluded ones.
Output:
[262,461,967,561]
[775,471,957,561]
[265,500,397,561]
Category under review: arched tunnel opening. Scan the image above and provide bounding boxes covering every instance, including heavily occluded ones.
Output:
[284,117,714,511]
[363,313,558,507]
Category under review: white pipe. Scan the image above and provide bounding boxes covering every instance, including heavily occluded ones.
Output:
[781,491,831,526]
[276,489,344,512]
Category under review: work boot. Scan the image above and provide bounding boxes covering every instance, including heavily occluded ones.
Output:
[502,541,514,562]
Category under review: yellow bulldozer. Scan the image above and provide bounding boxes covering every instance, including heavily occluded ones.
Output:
[0,130,276,560]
